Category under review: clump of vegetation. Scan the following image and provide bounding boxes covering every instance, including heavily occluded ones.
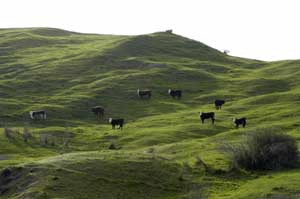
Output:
[22,127,32,142]
[184,184,206,199]
[194,156,208,170]
[226,128,299,170]
[108,143,117,150]
[3,128,14,140]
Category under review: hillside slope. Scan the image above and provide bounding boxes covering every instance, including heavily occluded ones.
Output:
[0,28,262,126]
[1,28,300,199]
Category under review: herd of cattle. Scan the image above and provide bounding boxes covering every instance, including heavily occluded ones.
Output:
[29,89,247,130]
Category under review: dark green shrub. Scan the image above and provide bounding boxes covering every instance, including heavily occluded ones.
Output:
[108,143,117,150]
[226,128,299,170]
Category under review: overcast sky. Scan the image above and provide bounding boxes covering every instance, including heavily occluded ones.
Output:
[1,0,300,61]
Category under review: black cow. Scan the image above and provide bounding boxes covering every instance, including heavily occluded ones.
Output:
[29,110,46,120]
[199,112,215,124]
[109,118,124,130]
[91,106,104,118]
[233,118,247,128]
[137,89,151,99]
[215,100,225,110]
[168,89,182,99]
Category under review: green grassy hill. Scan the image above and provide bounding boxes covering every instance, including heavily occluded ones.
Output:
[1,27,300,199]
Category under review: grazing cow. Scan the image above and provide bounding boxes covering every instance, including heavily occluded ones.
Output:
[137,89,151,99]
[109,118,124,130]
[91,106,104,118]
[168,89,182,99]
[199,112,215,124]
[233,117,247,128]
[29,110,46,120]
[215,100,225,110]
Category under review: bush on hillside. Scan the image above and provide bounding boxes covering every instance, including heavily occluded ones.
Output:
[225,128,299,170]
[108,143,117,150]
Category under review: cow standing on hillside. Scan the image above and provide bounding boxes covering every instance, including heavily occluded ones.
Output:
[215,100,225,110]
[199,112,215,124]
[137,89,151,99]
[233,118,247,128]
[168,89,182,99]
[91,106,104,118]
[29,110,47,120]
[109,118,124,130]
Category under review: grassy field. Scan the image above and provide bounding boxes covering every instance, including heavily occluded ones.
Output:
[1,27,300,198]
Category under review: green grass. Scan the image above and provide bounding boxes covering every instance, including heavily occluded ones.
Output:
[1,27,300,198]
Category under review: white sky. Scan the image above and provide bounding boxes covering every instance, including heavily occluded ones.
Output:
[1,0,300,61]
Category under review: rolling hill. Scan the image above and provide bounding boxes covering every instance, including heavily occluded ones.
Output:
[0,27,300,199]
